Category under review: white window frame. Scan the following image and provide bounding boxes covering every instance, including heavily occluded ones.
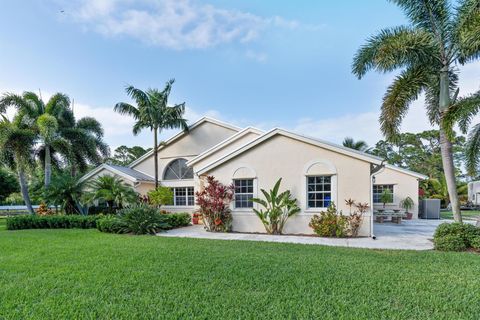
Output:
[172,186,195,207]
[372,184,395,204]
[306,175,333,209]
[233,178,255,210]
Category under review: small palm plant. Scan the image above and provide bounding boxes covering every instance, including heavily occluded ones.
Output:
[380,189,393,209]
[86,175,138,210]
[399,196,415,219]
[251,178,300,235]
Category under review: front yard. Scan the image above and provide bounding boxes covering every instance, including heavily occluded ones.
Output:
[1,227,479,319]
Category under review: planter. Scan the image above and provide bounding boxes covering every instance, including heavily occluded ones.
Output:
[192,217,199,225]
[405,212,413,220]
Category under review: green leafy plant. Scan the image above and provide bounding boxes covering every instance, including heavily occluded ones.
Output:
[251,178,300,235]
[116,204,170,235]
[399,196,414,213]
[433,222,480,251]
[147,187,173,207]
[380,189,393,208]
[309,203,348,238]
[162,212,191,229]
[6,214,102,230]
[86,175,139,209]
[96,216,126,234]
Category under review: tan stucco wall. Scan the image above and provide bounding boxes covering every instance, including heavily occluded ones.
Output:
[84,168,153,195]
[193,131,261,170]
[373,167,420,218]
[200,134,373,236]
[132,121,238,179]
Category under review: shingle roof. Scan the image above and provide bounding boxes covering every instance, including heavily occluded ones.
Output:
[108,165,155,181]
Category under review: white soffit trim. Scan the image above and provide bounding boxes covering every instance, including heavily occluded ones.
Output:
[128,117,241,168]
[186,126,263,167]
[78,164,142,183]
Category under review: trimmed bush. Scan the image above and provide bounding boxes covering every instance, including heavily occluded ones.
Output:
[163,213,191,229]
[471,236,480,250]
[433,222,480,251]
[434,234,467,252]
[6,215,102,230]
[96,216,126,234]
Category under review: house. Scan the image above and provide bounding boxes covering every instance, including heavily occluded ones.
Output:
[467,181,480,205]
[80,117,427,236]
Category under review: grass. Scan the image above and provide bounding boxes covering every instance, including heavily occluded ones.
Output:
[441,210,480,220]
[0,228,479,319]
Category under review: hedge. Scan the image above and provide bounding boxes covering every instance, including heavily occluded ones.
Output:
[433,222,480,251]
[6,215,103,230]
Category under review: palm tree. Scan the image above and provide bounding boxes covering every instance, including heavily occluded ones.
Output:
[0,92,71,188]
[342,137,370,152]
[44,174,86,214]
[114,79,188,189]
[86,175,138,209]
[0,117,36,214]
[352,0,480,223]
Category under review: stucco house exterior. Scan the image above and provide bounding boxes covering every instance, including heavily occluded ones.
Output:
[80,117,427,237]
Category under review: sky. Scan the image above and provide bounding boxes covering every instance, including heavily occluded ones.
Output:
[0,0,479,151]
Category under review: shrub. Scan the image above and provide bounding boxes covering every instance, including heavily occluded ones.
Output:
[147,187,174,207]
[195,176,234,232]
[433,222,480,251]
[471,236,480,250]
[309,203,348,237]
[116,205,170,235]
[434,234,467,252]
[96,216,126,234]
[36,202,55,216]
[163,212,191,229]
[251,178,300,235]
[6,215,101,230]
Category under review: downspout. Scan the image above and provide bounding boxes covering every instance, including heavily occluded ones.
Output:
[370,161,385,240]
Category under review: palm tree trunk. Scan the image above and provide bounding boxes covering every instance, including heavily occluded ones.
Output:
[439,66,462,222]
[45,144,51,188]
[17,167,34,215]
[154,127,159,190]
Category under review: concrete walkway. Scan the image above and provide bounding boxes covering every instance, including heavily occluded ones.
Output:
[157,220,454,250]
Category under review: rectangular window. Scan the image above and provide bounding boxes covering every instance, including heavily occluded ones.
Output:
[234,179,254,208]
[307,176,332,208]
[173,187,194,206]
[373,184,394,203]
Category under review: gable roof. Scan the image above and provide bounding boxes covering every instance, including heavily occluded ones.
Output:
[78,163,155,184]
[128,117,241,168]
[196,128,427,180]
[186,126,263,167]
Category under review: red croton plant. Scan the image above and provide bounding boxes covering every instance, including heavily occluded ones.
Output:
[195,176,234,232]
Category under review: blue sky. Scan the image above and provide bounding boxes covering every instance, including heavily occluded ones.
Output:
[0,0,478,150]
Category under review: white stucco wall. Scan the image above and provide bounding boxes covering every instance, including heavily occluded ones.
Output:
[199,134,373,236]
[373,167,420,218]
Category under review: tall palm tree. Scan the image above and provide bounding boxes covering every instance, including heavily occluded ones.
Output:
[342,137,370,152]
[114,79,189,189]
[0,117,36,214]
[352,0,480,222]
[0,92,70,188]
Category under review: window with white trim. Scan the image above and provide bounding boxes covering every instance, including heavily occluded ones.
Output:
[172,187,194,206]
[373,184,394,203]
[234,179,253,208]
[307,176,332,208]
[164,159,193,180]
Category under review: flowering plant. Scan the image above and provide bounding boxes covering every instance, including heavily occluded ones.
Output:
[195,176,234,232]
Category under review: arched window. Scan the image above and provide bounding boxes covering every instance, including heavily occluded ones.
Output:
[163,158,194,180]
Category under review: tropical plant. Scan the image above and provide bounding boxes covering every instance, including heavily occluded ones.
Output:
[309,203,349,237]
[352,0,480,222]
[86,175,138,209]
[0,167,19,203]
[251,178,301,235]
[399,196,414,213]
[147,186,174,207]
[4,192,23,205]
[195,176,235,232]
[114,79,188,189]
[0,117,36,214]
[342,137,370,152]
[116,204,170,235]
[44,174,86,214]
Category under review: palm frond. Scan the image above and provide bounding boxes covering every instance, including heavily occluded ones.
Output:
[454,0,480,63]
[465,123,480,175]
[45,93,70,116]
[76,117,104,138]
[113,102,140,118]
[443,90,480,135]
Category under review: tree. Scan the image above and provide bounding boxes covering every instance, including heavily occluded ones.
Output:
[342,137,370,152]
[0,117,36,214]
[114,79,188,189]
[86,175,138,209]
[0,92,70,188]
[44,174,86,214]
[0,167,19,203]
[107,145,150,166]
[352,0,480,222]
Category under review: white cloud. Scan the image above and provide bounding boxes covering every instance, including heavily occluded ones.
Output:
[62,0,316,49]
[245,50,267,62]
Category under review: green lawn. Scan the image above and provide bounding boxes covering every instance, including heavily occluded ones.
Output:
[441,210,480,220]
[0,229,479,319]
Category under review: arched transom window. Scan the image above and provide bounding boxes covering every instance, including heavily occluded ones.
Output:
[163,158,194,180]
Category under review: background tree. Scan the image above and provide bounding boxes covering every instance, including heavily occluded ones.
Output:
[86,175,138,209]
[0,167,19,203]
[114,79,188,189]
[44,174,86,214]
[342,137,370,152]
[352,0,480,222]
[107,145,150,166]
[0,118,36,214]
